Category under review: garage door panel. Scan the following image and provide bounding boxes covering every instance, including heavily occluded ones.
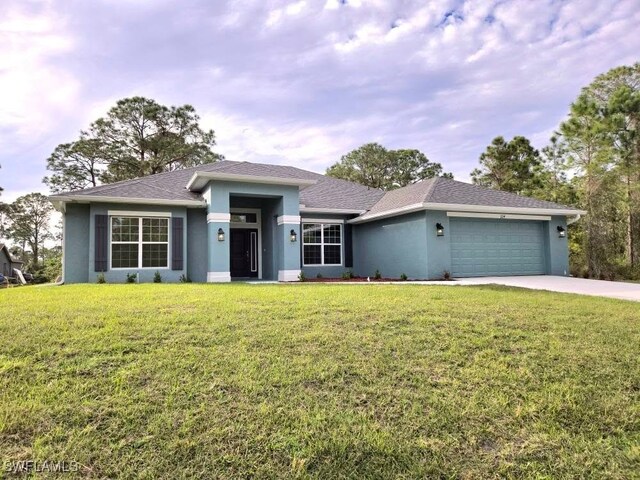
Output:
[450,218,546,277]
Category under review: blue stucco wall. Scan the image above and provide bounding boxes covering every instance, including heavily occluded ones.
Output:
[425,210,452,279]
[187,209,208,282]
[546,215,570,276]
[352,211,428,279]
[63,203,90,283]
[62,195,572,283]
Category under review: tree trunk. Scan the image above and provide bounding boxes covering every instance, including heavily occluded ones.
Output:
[627,175,633,264]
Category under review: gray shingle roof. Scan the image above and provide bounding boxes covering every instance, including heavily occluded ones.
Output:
[51,160,385,211]
[360,177,581,219]
[361,178,439,216]
[52,161,580,217]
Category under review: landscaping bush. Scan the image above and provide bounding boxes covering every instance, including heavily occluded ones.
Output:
[400,273,408,281]
[153,271,162,283]
[341,270,354,280]
[126,273,137,284]
[374,269,382,280]
[97,273,106,284]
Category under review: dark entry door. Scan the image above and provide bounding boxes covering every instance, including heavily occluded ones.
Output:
[230,229,258,278]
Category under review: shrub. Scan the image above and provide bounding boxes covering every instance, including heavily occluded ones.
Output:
[126,273,138,284]
[570,265,587,278]
[42,253,62,283]
[615,264,640,281]
[374,269,382,280]
[179,274,192,283]
[316,273,323,279]
[32,275,49,285]
[153,271,162,283]
[342,270,354,280]
[442,270,452,281]
[298,271,307,282]
[97,273,106,284]
[400,273,408,281]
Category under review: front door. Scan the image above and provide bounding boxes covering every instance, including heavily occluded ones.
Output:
[230,228,259,278]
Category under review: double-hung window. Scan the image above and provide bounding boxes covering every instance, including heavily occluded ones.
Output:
[302,223,342,266]
[111,217,169,269]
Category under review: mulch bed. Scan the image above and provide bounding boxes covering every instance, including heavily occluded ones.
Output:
[303,277,454,282]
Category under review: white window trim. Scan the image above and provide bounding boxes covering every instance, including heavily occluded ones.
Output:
[302,222,343,267]
[108,210,172,218]
[109,216,171,270]
[301,217,345,224]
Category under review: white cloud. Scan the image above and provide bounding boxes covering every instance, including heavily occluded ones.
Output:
[0,3,79,151]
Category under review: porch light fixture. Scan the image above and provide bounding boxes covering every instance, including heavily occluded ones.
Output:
[557,226,566,238]
[217,228,225,242]
[290,229,297,243]
[436,223,444,237]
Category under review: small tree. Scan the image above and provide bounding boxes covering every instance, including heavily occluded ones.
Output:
[5,193,53,268]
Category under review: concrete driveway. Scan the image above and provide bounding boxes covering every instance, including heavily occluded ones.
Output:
[453,275,640,302]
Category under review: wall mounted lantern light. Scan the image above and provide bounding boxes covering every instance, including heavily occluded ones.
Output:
[436,223,445,237]
[217,228,225,242]
[290,229,298,242]
[557,226,566,238]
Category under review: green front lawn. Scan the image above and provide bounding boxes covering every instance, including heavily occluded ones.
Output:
[1,284,638,478]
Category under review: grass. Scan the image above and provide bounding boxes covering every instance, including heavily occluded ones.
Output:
[0,284,639,479]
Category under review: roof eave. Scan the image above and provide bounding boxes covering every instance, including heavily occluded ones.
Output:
[299,206,367,215]
[49,195,206,209]
[186,171,318,191]
[349,202,587,224]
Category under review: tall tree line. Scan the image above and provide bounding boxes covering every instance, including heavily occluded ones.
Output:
[471,63,640,279]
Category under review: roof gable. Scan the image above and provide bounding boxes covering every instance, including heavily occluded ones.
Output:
[354,177,584,222]
[426,178,574,210]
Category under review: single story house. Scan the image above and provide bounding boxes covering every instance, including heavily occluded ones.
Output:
[49,160,585,283]
[0,243,24,278]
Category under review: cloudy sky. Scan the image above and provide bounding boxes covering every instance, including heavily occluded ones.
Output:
[1,0,639,201]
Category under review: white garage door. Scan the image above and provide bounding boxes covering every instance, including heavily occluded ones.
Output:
[450,218,547,277]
